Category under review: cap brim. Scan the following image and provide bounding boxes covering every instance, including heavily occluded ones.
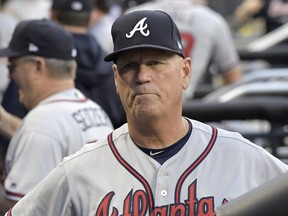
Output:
[0,48,23,58]
[104,44,185,62]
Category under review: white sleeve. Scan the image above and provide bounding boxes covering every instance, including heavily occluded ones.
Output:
[5,131,65,201]
[7,163,73,216]
[210,14,240,73]
[258,148,288,183]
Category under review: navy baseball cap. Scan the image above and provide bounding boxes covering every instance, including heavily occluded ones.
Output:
[52,0,93,12]
[104,10,185,62]
[0,19,77,60]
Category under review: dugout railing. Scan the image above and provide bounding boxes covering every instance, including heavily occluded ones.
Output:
[182,97,288,162]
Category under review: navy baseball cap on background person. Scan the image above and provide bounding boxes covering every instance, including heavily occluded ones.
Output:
[104,10,185,62]
[0,19,77,60]
[52,0,94,12]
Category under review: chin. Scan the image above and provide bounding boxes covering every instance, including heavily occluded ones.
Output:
[134,106,159,119]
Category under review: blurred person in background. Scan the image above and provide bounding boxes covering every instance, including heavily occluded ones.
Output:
[206,0,288,41]
[126,0,243,100]
[218,0,288,73]
[4,0,51,20]
[232,0,288,34]
[0,19,113,212]
[0,0,17,102]
[0,0,18,166]
[88,0,115,54]
[0,0,53,163]
[51,0,126,128]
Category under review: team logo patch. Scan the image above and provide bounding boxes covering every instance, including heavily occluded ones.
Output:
[28,43,39,52]
[177,41,183,50]
[71,1,83,11]
[126,17,150,38]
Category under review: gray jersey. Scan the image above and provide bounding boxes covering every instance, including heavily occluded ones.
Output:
[4,88,113,201]
[126,0,240,99]
[7,119,288,215]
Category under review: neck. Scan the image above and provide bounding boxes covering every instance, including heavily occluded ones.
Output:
[128,116,188,149]
[63,25,88,34]
[30,80,74,109]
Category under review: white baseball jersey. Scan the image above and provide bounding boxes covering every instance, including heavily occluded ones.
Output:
[7,119,288,215]
[4,88,113,201]
[126,1,240,99]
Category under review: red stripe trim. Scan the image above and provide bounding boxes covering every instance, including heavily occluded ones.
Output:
[107,133,155,212]
[7,209,12,216]
[5,190,25,199]
[44,98,88,104]
[175,127,218,203]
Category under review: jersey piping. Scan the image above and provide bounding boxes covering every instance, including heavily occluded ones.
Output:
[175,126,218,203]
[5,190,25,200]
[107,126,218,211]
[42,98,88,105]
[107,133,155,212]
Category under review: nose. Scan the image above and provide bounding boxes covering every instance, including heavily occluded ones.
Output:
[137,64,151,83]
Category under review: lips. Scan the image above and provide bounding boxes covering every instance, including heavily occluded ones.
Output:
[133,86,156,97]
[133,92,155,101]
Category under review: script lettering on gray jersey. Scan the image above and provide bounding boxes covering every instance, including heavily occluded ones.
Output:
[96,179,228,215]
[72,107,110,131]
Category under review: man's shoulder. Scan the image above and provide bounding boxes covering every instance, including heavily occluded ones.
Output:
[62,124,129,163]
[188,118,257,147]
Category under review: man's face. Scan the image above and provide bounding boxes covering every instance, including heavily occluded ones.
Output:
[8,57,37,109]
[113,48,191,121]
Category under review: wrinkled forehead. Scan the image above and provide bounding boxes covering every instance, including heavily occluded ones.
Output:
[116,48,176,63]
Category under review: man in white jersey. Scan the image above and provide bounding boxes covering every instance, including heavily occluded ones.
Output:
[4,10,288,216]
[0,19,113,212]
[126,0,242,99]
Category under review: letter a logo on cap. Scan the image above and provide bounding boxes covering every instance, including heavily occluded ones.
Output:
[126,17,150,38]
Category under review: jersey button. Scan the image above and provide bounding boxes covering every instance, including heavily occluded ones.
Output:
[161,190,167,197]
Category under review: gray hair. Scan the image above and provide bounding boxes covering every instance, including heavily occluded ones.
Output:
[24,56,77,80]
[45,58,77,80]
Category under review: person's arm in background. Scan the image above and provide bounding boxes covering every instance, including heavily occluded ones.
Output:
[230,0,264,31]
[0,107,20,214]
[210,7,243,87]
[0,105,20,140]
[222,65,243,85]
[235,0,264,23]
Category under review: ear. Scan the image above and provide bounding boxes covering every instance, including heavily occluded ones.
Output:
[181,57,192,90]
[31,57,44,79]
[35,57,45,72]
[112,64,119,94]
